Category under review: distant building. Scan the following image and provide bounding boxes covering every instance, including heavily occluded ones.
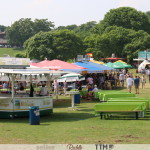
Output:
[0,32,7,47]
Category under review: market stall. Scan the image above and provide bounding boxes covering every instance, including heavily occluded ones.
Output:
[0,69,70,118]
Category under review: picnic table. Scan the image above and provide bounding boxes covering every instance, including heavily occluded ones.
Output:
[97,90,128,100]
[102,93,136,101]
[107,99,150,109]
[94,102,146,119]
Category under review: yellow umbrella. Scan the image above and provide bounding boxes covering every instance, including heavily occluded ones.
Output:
[90,60,104,64]
[115,60,127,64]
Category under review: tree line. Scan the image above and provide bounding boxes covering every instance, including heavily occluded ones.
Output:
[1,7,150,63]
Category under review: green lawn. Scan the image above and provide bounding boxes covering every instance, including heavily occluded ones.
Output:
[0,48,25,57]
[0,84,150,144]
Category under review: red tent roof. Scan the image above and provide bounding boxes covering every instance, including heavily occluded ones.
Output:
[100,57,125,60]
[30,59,86,70]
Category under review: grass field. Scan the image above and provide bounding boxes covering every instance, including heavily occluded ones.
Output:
[0,48,25,57]
[0,80,150,144]
[0,57,148,144]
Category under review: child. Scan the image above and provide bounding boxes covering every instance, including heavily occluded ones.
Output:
[92,85,98,99]
[86,84,93,100]
[93,85,98,92]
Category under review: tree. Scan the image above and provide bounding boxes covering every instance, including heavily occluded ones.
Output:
[6,18,54,47]
[33,19,54,33]
[15,52,26,58]
[124,30,150,62]
[0,25,7,32]
[52,29,84,60]
[83,34,103,59]
[24,32,54,60]
[24,29,84,61]
[92,26,150,62]
[95,26,132,58]
[145,11,150,21]
[95,7,150,34]
[75,21,97,38]
[6,18,34,47]
[56,24,78,31]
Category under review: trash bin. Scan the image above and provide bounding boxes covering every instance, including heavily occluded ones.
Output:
[29,106,40,125]
[74,94,80,104]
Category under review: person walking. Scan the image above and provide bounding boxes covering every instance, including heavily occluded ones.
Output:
[141,74,146,89]
[134,76,140,94]
[126,75,133,93]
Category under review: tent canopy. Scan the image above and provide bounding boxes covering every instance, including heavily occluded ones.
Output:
[30,59,86,70]
[90,60,104,64]
[101,57,125,60]
[0,69,72,81]
[105,62,122,69]
[138,60,150,71]
[57,73,85,82]
[89,62,112,70]
[113,62,132,69]
[74,61,112,73]
[115,60,127,64]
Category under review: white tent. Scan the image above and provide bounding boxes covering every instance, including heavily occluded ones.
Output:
[0,69,72,81]
[138,60,150,72]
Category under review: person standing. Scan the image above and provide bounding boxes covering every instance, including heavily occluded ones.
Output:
[86,75,94,87]
[39,84,49,96]
[53,80,58,95]
[63,81,67,95]
[141,74,146,89]
[119,72,125,87]
[134,76,140,94]
[147,69,150,83]
[126,75,133,93]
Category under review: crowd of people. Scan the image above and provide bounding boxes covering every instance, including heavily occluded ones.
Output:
[0,68,149,98]
[0,81,50,97]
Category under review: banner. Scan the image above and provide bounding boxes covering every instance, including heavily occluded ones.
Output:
[138,51,150,59]
[0,57,30,65]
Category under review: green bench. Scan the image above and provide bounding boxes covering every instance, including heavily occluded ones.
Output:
[94,102,146,119]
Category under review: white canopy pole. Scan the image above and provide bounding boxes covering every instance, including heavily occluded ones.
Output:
[47,74,51,95]
[11,74,15,118]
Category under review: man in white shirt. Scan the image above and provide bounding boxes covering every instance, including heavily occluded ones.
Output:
[39,84,49,96]
[126,76,133,93]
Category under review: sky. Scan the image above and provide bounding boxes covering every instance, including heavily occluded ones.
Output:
[0,0,150,27]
